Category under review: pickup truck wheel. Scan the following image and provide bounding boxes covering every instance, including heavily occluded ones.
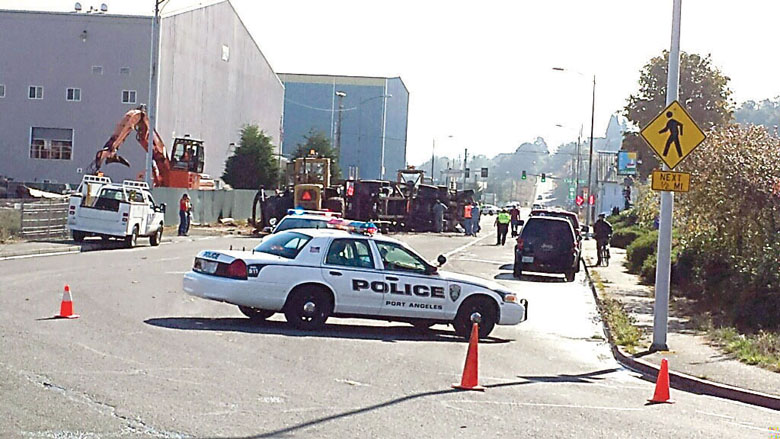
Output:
[150,224,163,246]
[125,226,138,248]
[238,305,274,322]
[72,231,85,243]
[284,287,331,330]
[453,297,497,340]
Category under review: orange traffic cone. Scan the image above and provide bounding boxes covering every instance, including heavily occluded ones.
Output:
[55,284,79,319]
[452,323,484,391]
[648,358,673,404]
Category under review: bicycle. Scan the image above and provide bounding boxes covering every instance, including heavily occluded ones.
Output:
[598,239,611,267]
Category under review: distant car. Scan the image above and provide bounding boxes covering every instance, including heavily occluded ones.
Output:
[481,204,499,215]
[514,216,580,282]
[536,195,543,200]
[532,203,543,210]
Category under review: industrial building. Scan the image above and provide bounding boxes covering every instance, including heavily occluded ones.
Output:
[279,73,409,180]
[0,1,283,186]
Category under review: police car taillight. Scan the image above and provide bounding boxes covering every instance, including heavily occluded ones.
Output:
[214,259,247,279]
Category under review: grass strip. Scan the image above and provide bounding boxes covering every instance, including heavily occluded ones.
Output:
[709,327,780,373]
[591,271,642,353]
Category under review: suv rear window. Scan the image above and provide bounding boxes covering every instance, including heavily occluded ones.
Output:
[521,219,574,245]
[274,217,329,232]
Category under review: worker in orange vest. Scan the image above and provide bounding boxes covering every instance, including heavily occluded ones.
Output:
[463,203,473,236]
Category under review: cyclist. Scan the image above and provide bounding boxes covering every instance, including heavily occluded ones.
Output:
[593,213,613,266]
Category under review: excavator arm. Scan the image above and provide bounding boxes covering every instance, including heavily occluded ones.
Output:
[88,107,172,186]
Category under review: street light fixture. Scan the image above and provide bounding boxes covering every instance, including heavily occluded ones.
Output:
[553,67,596,231]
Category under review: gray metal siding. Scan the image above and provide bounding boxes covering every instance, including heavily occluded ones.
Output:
[157,1,284,181]
[384,77,409,177]
[0,10,152,185]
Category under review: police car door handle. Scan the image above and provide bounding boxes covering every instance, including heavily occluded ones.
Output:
[329,271,343,276]
[385,276,399,281]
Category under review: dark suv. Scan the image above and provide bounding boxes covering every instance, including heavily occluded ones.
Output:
[513,216,580,282]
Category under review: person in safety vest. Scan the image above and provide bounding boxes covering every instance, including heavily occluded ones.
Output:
[494,208,511,245]
[463,203,473,236]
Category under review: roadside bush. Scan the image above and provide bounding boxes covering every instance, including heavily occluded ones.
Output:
[608,209,638,229]
[0,207,21,242]
[626,230,658,274]
[610,226,644,249]
[640,255,656,284]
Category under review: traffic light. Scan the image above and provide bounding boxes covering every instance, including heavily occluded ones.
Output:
[481,167,489,178]
[541,173,546,182]
[521,170,527,180]
[465,168,470,178]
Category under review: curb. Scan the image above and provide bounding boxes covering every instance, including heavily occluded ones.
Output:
[582,262,780,411]
[0,245,81,260]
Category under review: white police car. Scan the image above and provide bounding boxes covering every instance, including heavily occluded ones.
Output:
[269,209,340,234]
[182,221,528,339]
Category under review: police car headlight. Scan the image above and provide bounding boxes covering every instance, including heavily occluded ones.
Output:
[503,293,518,303]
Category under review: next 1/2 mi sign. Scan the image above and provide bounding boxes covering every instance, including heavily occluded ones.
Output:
[652,170,691,192]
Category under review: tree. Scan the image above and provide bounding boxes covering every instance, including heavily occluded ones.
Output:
[735,97,780,130]
[222,125,279,189]
[293,130,342,180]
[622,52,734,178]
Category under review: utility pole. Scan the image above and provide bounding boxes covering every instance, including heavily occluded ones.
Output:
[145,0,162,187]
[575,126,582,202]
[462,148,468,190]
[335,91,346,164]
[585,75,596,230]
[652,0,682,352]
[431,138,435,184]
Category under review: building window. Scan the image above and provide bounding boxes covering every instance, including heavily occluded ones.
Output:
[28,86,44,100]
[121,90,137,104]
[92,65,103,75]
[222,44,230,62]
[120,67,131,75]
[0,84,5,98]
[66,88,81,102]
[30,127,73,160]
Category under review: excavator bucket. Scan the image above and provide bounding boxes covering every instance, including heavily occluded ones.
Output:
[105,154,131,167]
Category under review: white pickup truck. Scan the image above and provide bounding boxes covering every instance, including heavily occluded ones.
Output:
[67,175,166,247]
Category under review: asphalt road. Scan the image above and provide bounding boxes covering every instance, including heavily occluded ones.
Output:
[1,222,777,438]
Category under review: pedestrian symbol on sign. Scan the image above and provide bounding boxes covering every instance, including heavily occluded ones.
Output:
[659,111,683,158]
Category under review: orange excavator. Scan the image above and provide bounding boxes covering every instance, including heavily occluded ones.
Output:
[88,106,210,189]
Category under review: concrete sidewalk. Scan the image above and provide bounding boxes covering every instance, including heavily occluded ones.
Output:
[582,239,780,405]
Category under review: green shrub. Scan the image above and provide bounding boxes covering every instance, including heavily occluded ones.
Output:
[608,209,638,229]
[626,230,658,274]
[640,254,656,284]
[610,226,645,249]
[0,208,21,241]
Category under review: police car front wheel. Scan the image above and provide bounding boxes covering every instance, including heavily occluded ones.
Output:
[284,287,333,330]
[453,297,497,339]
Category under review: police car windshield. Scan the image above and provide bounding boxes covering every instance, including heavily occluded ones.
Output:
[254,231,312,259]
[274,217,328,232]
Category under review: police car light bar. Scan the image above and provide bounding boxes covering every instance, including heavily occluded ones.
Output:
[287,209,342,217]
[326,218,378,236]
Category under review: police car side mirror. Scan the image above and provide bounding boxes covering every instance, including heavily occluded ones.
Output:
[157,203,166,213]
[262,226,273,234]
[436,254,447,266]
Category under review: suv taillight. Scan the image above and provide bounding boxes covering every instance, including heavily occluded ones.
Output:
[516,237,524,251]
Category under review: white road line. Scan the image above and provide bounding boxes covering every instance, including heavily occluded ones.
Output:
[0,249,80,261]
[442,232,495,258]
[165,271,187,275]
[445,399,641,412]
[159,256,182,261]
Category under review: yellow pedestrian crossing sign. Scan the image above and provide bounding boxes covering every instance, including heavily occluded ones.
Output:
[640,100,706,170]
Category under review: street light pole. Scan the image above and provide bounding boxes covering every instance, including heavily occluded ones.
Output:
[145,0,162,187]
[652,0,682,352]
[462,147,468,190]
[334,91,346,163]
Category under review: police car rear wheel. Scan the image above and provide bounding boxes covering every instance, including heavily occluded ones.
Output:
[238,306,275,322]
[284,288,331,330]
[454,297,496,339]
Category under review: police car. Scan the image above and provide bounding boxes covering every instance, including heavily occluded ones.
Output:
[269,209,339,234]
[182,220,528,339]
